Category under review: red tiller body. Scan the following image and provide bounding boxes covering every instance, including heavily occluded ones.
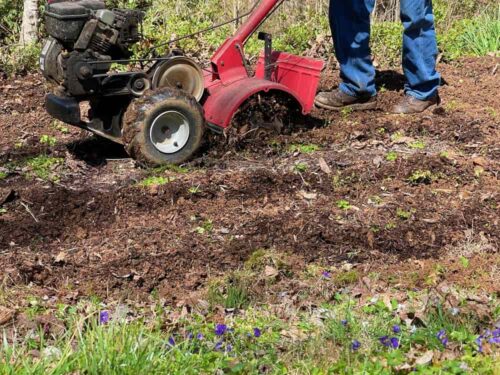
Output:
[202,0,324,130]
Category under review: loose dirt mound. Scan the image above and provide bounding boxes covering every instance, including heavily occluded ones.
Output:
[0,57,498,302]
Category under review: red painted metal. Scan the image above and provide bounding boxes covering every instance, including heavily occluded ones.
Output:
[255,51,323,113]
[202,0,324,129]
[203,78,302,128]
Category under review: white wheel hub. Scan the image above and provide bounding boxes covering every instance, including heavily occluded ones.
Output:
[150,110,190,154]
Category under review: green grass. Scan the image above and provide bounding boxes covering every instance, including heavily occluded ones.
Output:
[288,144,320,154]
[386,151,398,162]
[25,156,64,181]
[336,200,352,210]
[138,176,173,187]
[0,171,7,180]
[293,162,308,173]
[1,291,497,374]
[408,170,435,185]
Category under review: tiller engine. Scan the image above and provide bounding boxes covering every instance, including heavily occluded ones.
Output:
[40,0,324,165]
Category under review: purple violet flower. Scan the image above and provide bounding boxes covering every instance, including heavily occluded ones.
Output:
[436,330,448,347]
[351,340,361,351]
[99,311,109,325]
[168,336,175,347]
[187,332,194,340]
[322,271,332,279]
[393,325,401,334]
[214,341,223,351]
[196,333,204,340]
[390,337,400,349]
[226,344,233,352]
[379,336,391,347]
[341,320,348,326]
[253,328,262,338]
[215,324,228,336]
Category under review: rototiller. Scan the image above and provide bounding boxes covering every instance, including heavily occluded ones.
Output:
[40,0,323,165]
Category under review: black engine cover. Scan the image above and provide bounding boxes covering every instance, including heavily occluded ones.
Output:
[45,0,105,44]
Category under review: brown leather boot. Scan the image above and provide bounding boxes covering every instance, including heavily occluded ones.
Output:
[391,94,440,114]
[315,89,377,111]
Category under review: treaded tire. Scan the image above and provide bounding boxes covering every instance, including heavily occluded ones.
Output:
[122,88,205,166]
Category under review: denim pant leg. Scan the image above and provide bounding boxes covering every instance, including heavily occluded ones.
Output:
[400,0,441,100]
[329,0,377,98]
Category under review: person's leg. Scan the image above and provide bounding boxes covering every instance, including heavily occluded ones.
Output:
[330,0,377,98]
[400,0,441,100]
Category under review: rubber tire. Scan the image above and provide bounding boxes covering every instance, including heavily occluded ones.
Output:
[122,88,205,166]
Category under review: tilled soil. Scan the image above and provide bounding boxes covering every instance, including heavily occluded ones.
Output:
[0,57,498,303]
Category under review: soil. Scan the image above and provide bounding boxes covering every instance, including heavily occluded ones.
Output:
[0,57,499,304]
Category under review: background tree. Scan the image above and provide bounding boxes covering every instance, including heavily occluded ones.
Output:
[19,0,38,45]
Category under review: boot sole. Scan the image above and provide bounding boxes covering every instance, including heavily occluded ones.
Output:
[314,100,377,111]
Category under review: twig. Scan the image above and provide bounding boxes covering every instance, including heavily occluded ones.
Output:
[20,202,39,223]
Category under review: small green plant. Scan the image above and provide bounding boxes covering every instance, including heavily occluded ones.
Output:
[459,256,470,268]
[26,156,64,181]
[0,171,7,180]
[408,170,434,185]
[293,162,308,173]
[188,186,201,194]
[138,176,172,187]
[340,106,353,120]
[52,121,70,134]
[288,144,320,154]
[385,221,397,230]
[390,131,404,142]
[385,151,398,162]
[39,135,57,147]
[444,100,460,112]
[333,270,359,286]
[336,200,351,210]
[409,140,426,150]
[195,219,213,235]
[439,151,450,159]
[396,208,415,220]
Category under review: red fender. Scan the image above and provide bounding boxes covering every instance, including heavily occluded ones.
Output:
[203,78,303,129]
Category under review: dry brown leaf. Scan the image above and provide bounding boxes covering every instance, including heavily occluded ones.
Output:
[264,266,279,278]
[415,350,434,366]
[318,158,332,174]
[0,307,14,326]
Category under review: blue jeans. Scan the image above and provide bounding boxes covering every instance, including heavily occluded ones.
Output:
[329,0,441,100]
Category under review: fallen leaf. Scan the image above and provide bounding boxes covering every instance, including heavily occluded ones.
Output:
[415,350,434,366]
[264,266,279,278]
[0,307,14,326]
[298,190,317,200]
[318,158,332,174]
[54,252,66,264]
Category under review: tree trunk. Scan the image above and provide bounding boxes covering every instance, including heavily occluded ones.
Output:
[19,0,38,45]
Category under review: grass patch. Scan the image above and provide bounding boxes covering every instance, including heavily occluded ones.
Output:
[138,176,173,187]
[409,140,427,150]
[386,151,398,162]
[288,144,320,154]
[408,170,436,185]
[1,291,496,374]
[336,200,352,210]
[39,135,57,147]
[396,208,416,220]
[293,162,308,173]
[25,156,64,181]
